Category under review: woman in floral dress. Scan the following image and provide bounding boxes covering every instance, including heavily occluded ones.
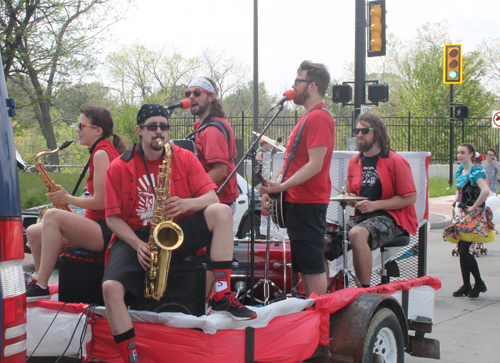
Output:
[443,143,495,298]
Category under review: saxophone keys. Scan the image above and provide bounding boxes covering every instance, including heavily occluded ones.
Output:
[149,267,157,280]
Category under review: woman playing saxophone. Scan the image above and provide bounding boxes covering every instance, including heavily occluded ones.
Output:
[26,104,127,301]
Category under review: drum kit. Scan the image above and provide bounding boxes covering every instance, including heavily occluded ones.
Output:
[328,191,367,290]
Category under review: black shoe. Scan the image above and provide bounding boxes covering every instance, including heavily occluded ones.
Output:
[468,281,487,298]
[26,283,50,301]
[452,285,471,297]
[211,292,257,321]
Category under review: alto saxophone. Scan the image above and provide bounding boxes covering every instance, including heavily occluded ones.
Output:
[144,139,184,300]
[33,140,75,220]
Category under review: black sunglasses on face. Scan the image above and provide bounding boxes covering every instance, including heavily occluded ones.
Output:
[140,123,170,131]
[353,127,374,136]
[294,78,313,86]
[184,89,211,97]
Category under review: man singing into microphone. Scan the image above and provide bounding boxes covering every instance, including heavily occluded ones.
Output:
[259,61,335,296]
[185,77,238,211]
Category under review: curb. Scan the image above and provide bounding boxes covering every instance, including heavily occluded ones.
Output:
[429,213,452,230]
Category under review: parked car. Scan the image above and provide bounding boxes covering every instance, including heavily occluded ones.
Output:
[234,174,263,239]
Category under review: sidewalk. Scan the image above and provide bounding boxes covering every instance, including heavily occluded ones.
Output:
[429,195,455,230]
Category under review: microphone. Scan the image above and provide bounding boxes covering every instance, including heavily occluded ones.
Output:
[270,90,295,110]
[165,99,191,110]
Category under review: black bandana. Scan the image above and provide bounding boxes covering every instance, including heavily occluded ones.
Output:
[136,104,169,125]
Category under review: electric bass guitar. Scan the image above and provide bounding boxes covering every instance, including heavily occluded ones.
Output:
[255,164,286,228]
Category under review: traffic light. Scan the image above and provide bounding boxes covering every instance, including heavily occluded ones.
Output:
[332,84,352,104]
[368,83,389,105]
[367,0,387,57]
[454,106,469,119]
[443,44,463,84]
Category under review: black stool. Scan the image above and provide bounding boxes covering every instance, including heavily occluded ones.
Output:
[379,232,410,284]
[58,250,105,305]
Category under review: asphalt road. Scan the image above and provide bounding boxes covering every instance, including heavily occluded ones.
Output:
[406,228,500,363]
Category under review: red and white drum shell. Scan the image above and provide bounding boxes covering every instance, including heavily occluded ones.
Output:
[231,240,291,301]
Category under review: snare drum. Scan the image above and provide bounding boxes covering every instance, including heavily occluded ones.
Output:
[170,139,198,157]
[231,240,291,301]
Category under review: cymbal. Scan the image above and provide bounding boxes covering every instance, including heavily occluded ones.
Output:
[330,194,369,202]
[252,131,286,152]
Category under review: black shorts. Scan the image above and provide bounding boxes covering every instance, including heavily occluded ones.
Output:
[102,209,212,304]
[345,211,404,250]
[96,219,113,251]
[284,202,328,275]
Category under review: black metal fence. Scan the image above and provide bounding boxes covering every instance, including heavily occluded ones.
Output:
[168,112,498,164]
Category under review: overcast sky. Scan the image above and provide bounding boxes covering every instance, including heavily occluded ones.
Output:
[108,0,500,96]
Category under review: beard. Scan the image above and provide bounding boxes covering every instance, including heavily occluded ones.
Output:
[356,137,377,153]
[190,100,210,116]
[139,136,165,152]
[150,136,165,151]
[293,87,309,106]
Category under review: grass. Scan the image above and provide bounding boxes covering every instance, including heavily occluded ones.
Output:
[428,177,456,198]
[19,171,85,210]
[18,172,456,210]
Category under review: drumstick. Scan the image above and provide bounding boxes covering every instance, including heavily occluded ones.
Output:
[332,185,342,194]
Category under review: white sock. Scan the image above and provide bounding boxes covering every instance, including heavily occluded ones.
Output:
[36,282,48,289]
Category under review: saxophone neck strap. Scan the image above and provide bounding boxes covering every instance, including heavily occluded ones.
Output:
[71,137,106,196]
[141,154,156,196]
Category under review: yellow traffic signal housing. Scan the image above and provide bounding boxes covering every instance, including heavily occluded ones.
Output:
[443,44,463,84]
[368,0,387,57]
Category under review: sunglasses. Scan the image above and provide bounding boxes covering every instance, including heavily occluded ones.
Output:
[76,122,99,131]
[184,89,211,98]
[294,78,313,86]
[353,127,374,136]
[140,123,171,131]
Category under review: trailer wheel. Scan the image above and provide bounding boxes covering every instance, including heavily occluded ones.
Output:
[362,308,405,363]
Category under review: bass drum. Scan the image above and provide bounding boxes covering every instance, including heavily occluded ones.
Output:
[231,240,292,303]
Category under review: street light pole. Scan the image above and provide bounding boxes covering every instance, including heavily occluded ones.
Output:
[354,0,367,125]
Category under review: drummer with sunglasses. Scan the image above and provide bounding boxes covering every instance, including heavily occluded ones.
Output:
[337,113,418,287]
[185,77,238,212]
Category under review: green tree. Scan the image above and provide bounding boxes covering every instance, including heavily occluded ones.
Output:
[1,0,132,166]
[106,43,199,106]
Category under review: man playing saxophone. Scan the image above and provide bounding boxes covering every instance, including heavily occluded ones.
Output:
[102,104,256,363]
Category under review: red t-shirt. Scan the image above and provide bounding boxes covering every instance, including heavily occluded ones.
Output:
[105,144,217,230]
[85,139,120,222]
[193,116,238,204]
[283,104,335,204]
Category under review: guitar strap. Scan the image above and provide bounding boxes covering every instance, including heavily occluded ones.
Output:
[281,107,332,181]
[185,114,229,141]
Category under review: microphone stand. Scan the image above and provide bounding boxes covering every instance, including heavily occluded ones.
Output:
[217,104,286,305]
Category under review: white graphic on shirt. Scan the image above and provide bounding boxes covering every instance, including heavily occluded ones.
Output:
[136,173,156,226]
[361,166,379,187]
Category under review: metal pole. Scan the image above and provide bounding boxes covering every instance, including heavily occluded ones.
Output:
[354,0,366,122]
[253,0,259,132]
[408,110,411,152]
[449,85,454,188]
[250,0,259,305]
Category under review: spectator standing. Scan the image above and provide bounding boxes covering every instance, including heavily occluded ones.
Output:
[481,148,500,194]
